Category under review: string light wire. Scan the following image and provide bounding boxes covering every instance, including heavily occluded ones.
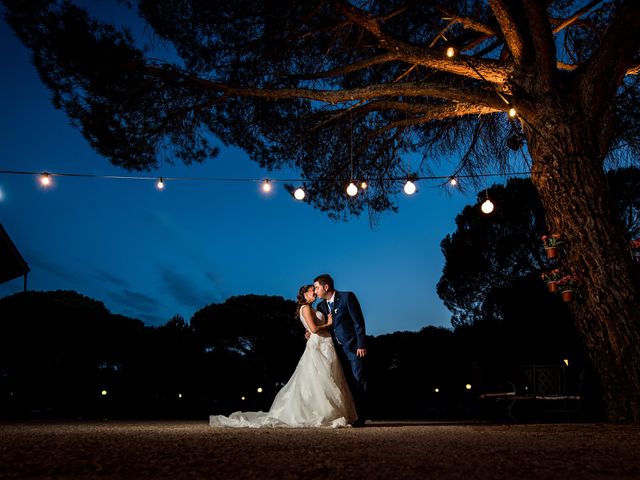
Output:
[0,169,538,185]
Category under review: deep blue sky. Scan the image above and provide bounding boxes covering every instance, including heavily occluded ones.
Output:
[0,2,487,335]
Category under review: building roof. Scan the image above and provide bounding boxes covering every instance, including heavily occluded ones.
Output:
[0,222,29,284]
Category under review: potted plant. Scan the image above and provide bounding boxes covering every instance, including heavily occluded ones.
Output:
[541,269,562,293]
[630,238,640,263]
[557,274,580,302]
[542,233,564,259]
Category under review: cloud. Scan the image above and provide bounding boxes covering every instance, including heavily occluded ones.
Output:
[93,269,130,288]
[108,288,159,311]
[158,265,217,309]
[27,252,80,281]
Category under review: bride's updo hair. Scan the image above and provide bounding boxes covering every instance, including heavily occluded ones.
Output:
[296,284,313,317]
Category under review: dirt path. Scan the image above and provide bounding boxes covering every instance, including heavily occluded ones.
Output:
[1,421,639,479]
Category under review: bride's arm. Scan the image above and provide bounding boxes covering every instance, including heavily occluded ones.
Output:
[300,305,322,334]
[301,306,333,333]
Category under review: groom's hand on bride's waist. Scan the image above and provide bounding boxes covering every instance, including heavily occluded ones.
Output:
[304,331,311,340]
[356,348,367,358]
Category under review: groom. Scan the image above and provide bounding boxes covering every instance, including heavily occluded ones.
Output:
[313,274,368,426]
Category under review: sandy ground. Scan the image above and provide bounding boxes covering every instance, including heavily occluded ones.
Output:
[0,421,639,479]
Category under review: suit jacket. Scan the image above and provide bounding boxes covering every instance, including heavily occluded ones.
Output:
[318,290,366,353]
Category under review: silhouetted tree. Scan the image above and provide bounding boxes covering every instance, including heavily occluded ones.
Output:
[438,178,547,327]
[4,0,640,421]
[439,169,640,327]
[190,294,303,405]
[0,290,145,417]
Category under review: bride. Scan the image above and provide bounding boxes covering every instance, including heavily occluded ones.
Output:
[209,285,357,428]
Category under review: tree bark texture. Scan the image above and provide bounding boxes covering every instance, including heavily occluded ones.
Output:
[526,102,640,423]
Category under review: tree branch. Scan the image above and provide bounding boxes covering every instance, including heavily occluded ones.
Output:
[288,53,400,81]
[367,103,496,137]
[435,4,497,36]
[551,0,603,34]
[521,0,556,92]
[211,79,507,111]
[332,0,510,84]
[489,0,528,63]
[577,0,640,110]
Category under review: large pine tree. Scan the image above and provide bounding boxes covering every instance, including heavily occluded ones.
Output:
[4,0,640,422]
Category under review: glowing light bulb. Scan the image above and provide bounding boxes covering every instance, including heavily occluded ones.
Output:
[101,390,108,396]
[563,359,569,367]
[446,46,456,58]
[466,384,472,390]
[261,180,272,193]
[257,387,263,393]
[404,180,416,195]
[346,182,358,197]
[178,393,183,398]
[508,107,517,118]
[449,177,458,187]
[156,178,165,190]
[294,187,305,200]
[40,173,52,187]
[360,181,368,189]
[481,199,495,214]
[434,388,440,393]
[241,396,246,401]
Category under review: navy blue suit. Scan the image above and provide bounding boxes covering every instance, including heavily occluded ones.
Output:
[318,291,367,419]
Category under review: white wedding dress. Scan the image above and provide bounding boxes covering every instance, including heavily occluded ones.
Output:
[209,307,357,428]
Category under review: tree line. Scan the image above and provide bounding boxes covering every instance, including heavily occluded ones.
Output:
[0,288,590,421]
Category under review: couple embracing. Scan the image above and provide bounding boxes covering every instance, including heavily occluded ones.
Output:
[209,274,368,428]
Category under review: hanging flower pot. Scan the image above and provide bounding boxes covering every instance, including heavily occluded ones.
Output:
[545,246,559,259]
[561,290,574,302]
[548,281,559,293]
[542,234,563,259]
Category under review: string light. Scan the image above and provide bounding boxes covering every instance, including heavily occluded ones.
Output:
[294,187,305,200]
[508,107,517,118]
[446,46,456,58]
[1,169,535,208]
[481,189,494,214]
[403,178,417,195]
[39,172,52,187]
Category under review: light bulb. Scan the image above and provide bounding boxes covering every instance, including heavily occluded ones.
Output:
[446,46,456,58]
[481,199,494,214]
[156,178,165,190]
[40,173,52,187]
[346,182,358,196]
[261,180,272,193]
[294,187,305,200]
[404,180,416,195]
[508,107,517,118]
[449,177,458,187]
[360,181,368,189]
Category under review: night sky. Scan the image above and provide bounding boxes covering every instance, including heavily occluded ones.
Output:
[0,2,482,335]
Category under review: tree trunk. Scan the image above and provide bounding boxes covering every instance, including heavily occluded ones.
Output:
[525,107,640,424]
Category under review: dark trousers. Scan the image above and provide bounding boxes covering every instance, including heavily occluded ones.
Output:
[336,343,368,420]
